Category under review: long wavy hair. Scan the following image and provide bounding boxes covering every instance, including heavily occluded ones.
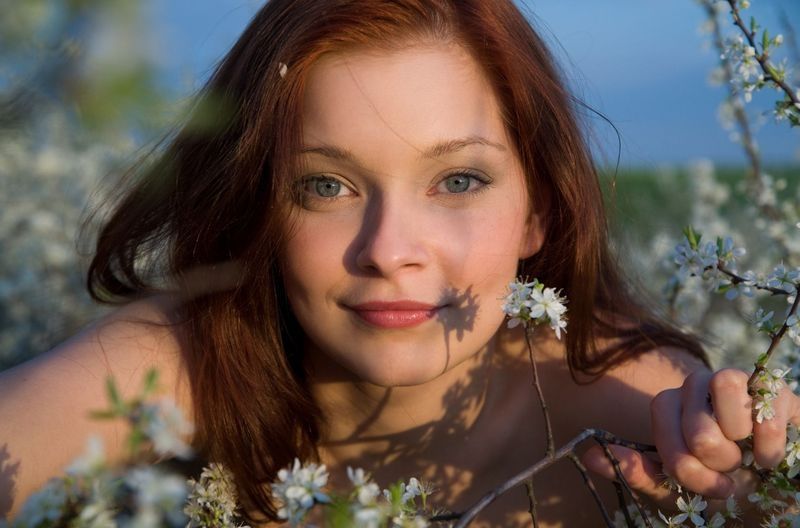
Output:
[86,0,705,521]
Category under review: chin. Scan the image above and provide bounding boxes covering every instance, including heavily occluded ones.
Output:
[337,345,474,388]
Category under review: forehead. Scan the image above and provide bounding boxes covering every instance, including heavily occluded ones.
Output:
[300,42,510,159]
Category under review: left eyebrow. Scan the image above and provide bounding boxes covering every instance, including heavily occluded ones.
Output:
[421,136,507,159]
[299,135,507,162]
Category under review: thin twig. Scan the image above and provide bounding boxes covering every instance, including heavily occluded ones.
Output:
[597,438,654,528]
[525,330,554,458]
[452,430,594,527]
[716,263,793,296]
[727,0,800,106]
[450,429,656,527]
[703,1,778,219]
[747,289,800,392]
[525,480,539,528]
[700,1,798,263]
[568,453,615,527]
[614,481,636,528]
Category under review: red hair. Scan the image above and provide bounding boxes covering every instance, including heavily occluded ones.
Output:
[87,0,705,521]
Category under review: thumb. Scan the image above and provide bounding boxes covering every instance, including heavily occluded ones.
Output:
[582,444,673,502]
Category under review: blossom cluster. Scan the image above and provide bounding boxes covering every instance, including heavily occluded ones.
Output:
[708,0,800,125]
[4,378,252,528]
[672,228,747,297]
[501,279,568,339]
[271,458,331,525]
[4,436,193,528]
[185,463,249,527]
[270,460,435,528]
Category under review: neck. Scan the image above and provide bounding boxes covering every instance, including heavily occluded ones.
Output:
[306,327,538,483]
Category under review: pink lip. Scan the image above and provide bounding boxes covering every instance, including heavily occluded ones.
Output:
[347,301,441,329]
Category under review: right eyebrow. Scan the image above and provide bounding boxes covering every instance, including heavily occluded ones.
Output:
[299,145,354,161]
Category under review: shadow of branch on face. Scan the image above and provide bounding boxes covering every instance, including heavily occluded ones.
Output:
[435,286,478,343]
[434,285,478,376]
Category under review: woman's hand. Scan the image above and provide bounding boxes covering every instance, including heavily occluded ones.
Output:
[583,368,800,502]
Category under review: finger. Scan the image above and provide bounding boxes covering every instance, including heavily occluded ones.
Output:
[708,368,752,440]
[681,371,742,472]
[652,387,735,498]
[581,444,671,501]
[752,380,800,468]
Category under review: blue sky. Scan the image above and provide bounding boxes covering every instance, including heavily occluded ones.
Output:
[148,0,799,167]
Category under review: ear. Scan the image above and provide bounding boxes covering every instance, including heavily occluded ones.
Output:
[518,211,545,260]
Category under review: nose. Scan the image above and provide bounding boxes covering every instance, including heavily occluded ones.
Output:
[355,194,430,276]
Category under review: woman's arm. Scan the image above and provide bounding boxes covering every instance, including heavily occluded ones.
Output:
[582,346,800,520]
[0,295,192,520]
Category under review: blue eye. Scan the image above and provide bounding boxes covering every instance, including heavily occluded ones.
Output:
[314,177,341,197]
[437,171,489,194]
[302,176,352,198]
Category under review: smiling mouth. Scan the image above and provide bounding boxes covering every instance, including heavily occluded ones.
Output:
[346,301,442,329]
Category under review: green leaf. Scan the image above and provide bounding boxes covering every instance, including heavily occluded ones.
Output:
[762,29,769,50]
[325,497,355,528]
[750,16,757,34]
[765,63,777,79]
[88,410,117,420]
[142,368,159,397]
[106,376,126,413]
[127,427,145,456]
[756,353,769,367]
[683,225,701,249]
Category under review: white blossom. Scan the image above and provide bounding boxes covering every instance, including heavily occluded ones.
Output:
[707,512,725,528]
[271,458,330,526]
[766,264,799,294]
[185,463,248,528]
[66,436,106,477]
[658,509,687,528]
[674,494,707,526]
[501,279,568,339]
[126,466,189,527]
[787,315,800,347]
[401,478,422,504]
[139,399,195,459]
[786,425,800,478]
[15,478,71,526]
[755,393,777,422]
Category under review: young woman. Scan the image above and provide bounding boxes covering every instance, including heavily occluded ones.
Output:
[2,0,798,525]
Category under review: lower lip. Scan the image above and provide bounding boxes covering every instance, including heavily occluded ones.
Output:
[351,308,439,329]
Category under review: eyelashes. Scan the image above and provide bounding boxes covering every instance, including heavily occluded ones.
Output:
[431,170,492,196]
[294,169,494,208]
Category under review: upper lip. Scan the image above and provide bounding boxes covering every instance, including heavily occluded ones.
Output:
[347,300,441,311]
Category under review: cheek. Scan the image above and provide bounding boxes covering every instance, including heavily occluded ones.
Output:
[282,216,351,306]
[448,204,529,280]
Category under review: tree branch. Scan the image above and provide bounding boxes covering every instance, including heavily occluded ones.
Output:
[568,453,615,527]
[449,429,656,527]
[526,330,554,458]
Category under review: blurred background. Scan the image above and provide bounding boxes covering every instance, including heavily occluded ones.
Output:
[1,0,798,371]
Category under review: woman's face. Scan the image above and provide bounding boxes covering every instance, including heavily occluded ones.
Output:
[282,42,543,387]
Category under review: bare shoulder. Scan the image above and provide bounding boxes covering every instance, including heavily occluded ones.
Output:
[0,294,192,519]
[603,346,709,396]
[547,346,709,445]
